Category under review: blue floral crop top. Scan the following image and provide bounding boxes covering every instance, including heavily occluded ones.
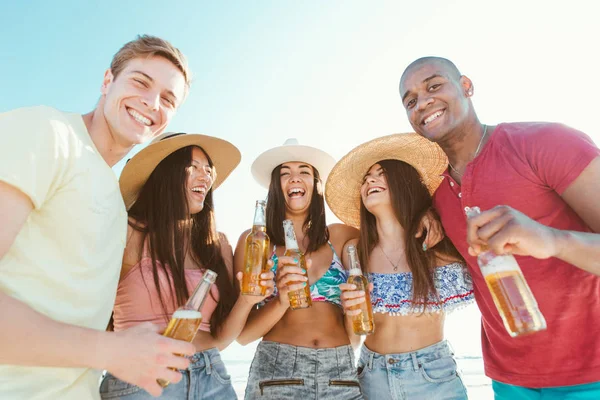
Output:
[257,241,347,308]
[369,262,474,315]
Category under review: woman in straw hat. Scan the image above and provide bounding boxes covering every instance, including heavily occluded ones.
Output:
[326,133,474,400]
[101,132,269,400]
[235,139,363,400]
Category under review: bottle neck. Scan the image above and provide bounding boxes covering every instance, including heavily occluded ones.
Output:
[283,221,300,251]
[185,277,213,311]
[349,267,362,276]
[252,202,267,227]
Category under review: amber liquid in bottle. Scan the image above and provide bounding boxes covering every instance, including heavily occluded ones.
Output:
[242,200,271,296]
[157,270,217,388]
[282,219,312,310]
[465,207,546,337]
[346,245,374,335]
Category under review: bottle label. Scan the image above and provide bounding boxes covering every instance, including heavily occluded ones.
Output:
[283,220,299,250]
[349,267,362,276]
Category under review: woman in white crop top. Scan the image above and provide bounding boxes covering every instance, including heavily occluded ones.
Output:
[326,134,474,400]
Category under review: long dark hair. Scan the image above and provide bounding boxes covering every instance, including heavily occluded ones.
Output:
[128,145,236,337]
[358,159,463,308]
[266,164,329,253]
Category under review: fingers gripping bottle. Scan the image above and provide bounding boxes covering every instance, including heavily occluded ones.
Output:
[465,207,546,337]
[157,269,218,387]
[346,245,375,335]
[282,219,312,310]
[242,200,271,296]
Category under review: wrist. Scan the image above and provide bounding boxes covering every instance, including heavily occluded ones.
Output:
[89,329,114,371]
[551,228,571,260]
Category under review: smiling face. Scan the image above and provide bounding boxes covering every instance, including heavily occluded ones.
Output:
[100,56,187,148]
[279,162,315,214]
[399,59,473,143]
[360,163,391,213]
[185,147,215,215]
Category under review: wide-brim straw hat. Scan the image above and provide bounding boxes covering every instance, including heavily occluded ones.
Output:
[120,132,241,210]
[325,133,448,228]
[251,138,336,188]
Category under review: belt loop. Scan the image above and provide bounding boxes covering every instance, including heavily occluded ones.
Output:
[367,348,374,370]
[203,351,212,375]
[411,352,420,371]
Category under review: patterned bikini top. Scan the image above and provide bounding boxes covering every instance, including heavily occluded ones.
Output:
[369,262,474,315]
[257,241,347,308]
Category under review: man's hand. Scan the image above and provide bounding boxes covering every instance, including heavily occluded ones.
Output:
[466,205,560,259]
[102,323,196,397]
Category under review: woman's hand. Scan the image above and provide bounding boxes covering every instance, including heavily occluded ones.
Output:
[235,270,275,306]
[340,282,373,316]
[275,256,311,308]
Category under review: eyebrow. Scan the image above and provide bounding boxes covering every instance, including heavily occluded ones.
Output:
[401,73,445,102]
[363,167,383,180]
[131,71,178,101]
[192,159,210,167]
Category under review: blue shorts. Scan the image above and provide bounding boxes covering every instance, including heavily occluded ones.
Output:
[357,340,467,400]
[492,380,600,399]
[99,348,236,399]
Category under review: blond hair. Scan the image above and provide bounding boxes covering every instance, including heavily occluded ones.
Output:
[110,34,191,90]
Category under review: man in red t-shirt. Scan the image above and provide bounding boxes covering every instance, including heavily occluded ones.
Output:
[399,56,600,399]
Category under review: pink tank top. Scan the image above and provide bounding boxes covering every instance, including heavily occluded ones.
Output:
[113,239,219,333]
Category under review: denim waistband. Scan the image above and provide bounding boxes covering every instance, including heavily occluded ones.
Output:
[360,340,454,371]
[188,347,222,371]
[257,340,356,380]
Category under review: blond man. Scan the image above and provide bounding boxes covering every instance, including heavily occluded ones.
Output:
[0,35,196,399]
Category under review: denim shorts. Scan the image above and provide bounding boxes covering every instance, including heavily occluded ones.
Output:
[244,340,363,399]
[99,348,236,399]
[492,380,600,399]
[357,340,468,400]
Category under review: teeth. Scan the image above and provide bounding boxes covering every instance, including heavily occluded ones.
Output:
[288,188,305,195]
[368,187,383,195]
[191,187,206,193]
[423,110,443,125]
[128,108,152,126]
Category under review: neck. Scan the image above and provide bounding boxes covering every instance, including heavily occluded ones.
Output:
[373,208,405,250]
[438,118,486,172]
[82,106,135,167]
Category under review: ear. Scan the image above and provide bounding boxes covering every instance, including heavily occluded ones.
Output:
[101,69,114,95]
[460,75,474,97]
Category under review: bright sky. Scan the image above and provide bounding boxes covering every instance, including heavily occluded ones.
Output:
[2,0,598,366]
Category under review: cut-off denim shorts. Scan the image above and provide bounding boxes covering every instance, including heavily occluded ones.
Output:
[244,340,363,399]
[357,340,468,400]
[99,347,236,400]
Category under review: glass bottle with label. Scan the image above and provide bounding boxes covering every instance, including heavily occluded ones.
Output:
[282,219,312,310]
[242,200,271,296]
[346,245,374,335]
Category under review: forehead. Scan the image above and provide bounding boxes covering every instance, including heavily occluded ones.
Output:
[191,146,209,163]
[366,163,382,174]
[281,161,313,169]
[400,62,454,92]
[120,56,186,99]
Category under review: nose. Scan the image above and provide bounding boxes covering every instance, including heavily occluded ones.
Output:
[289,173,302,183]
[366,175,377,184]
[416,95,434,111]
[141,90,160,111]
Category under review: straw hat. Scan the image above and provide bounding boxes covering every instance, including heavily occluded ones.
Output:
[251,138,336,188]
[325,133,448,228]
[120,132,241,210]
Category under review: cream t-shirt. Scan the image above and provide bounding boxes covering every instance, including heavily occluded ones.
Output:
[0,106,127,399]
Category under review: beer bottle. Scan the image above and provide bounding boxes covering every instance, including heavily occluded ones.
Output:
[241,200,271,296]
[157,269,218,387]
[346,245,375,335]
[465,206,546,337]
[282,219,312,310]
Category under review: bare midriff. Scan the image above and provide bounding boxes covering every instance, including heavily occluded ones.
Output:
[264,302,349,348]
[364,312,445,354]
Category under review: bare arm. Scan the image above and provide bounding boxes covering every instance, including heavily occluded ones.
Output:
[0,182,195,397]
[233,230,289,345]
[467,157,600,275]
[211,234,274,350]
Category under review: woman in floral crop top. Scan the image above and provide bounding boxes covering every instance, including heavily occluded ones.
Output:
[326,133,475,400]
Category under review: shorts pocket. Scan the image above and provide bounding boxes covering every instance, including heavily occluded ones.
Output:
[99,373,142,398]
[329,379,361,388]
[419,356,460,383]
[259,379,304,395]
[210,360,232,384]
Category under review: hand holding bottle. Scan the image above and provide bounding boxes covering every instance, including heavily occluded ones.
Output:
[236,270,275,305]
[340,282,373,317]
[466,205,559,259]
[275,256,311,308]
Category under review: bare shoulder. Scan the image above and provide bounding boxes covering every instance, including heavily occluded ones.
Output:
[434,253,465,268]
[327,223,359,255]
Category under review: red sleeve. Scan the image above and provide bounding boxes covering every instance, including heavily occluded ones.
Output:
[506,123,600,195]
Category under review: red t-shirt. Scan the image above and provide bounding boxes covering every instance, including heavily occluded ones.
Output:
[433,122,600,388]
